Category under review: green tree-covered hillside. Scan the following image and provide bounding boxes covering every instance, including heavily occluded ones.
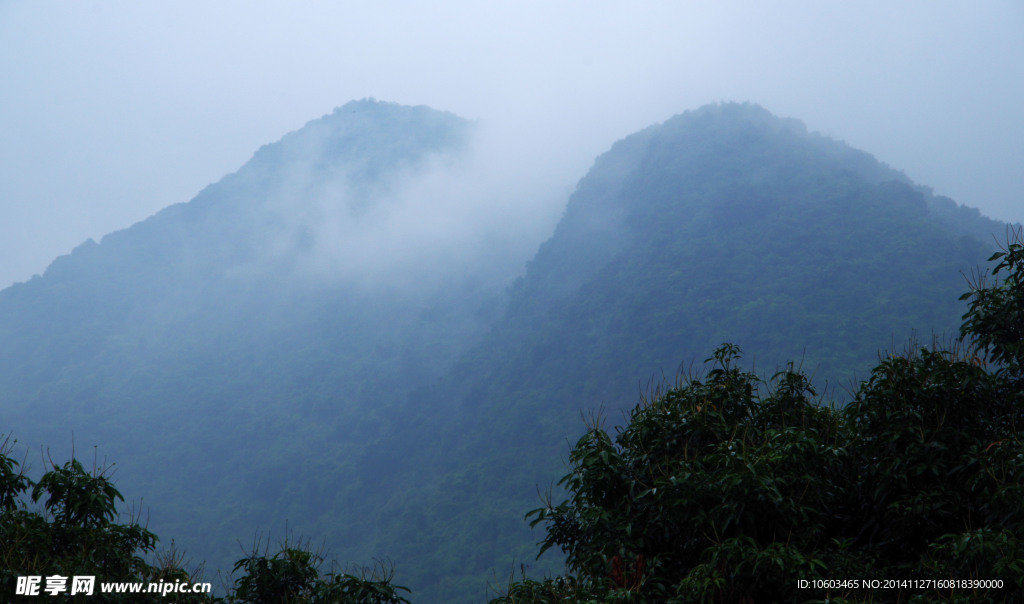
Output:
[491,231,1024,603]
[0,101,1015,603]
[0,100,515,585]
[361,103,1012,601]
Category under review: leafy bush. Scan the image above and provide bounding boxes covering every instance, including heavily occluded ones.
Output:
[0,443,171,602]
[494,231,1024,603]
[229,541,410,604]
[0,440,409,603]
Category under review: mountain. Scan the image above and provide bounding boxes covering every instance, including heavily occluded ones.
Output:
[0,101,1011,603]
[0,99,522,585]
[352,103,1009,601]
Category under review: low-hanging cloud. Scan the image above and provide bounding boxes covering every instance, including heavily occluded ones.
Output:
[3,2,1022,293]
[246,116,575,295]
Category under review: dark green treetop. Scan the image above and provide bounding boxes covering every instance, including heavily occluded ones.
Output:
[492,231,1024,603]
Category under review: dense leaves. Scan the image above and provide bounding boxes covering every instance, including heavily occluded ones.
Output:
[0,440,409,603]
[494,232,1024,603]
[0,444,163,602]
[230,546,410,604]
[961,227,1024,377]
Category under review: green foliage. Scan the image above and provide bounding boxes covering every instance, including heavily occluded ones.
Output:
[499,345,845,602]
[228,541,410,604]
[0,441,188,602]
[491,568,604,604]
[0,437,29,514]
[0,439,411,603]
[31,458,124,529]
[496,238,1024,603]
[232,547,319,604]
[960,227,1024,377]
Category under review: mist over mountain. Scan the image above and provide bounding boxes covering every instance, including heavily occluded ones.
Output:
[0,99,555,582]
[353,102,1007,601]
[0,101,1012,602]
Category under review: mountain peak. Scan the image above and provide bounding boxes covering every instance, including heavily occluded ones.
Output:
[0,100,1012,604]
[506,101,997,369]
[240,98,471,189]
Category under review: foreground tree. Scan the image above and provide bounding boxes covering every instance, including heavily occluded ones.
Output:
[0,444,205,602]
[228,540,410,604]
[494,230,1024,603]
[0,442,409,603]
[961,227,1024,379]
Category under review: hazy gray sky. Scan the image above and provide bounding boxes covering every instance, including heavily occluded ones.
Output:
[2,1,1022,290]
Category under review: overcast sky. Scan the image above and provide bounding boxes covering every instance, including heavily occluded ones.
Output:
[1,1,1022,290]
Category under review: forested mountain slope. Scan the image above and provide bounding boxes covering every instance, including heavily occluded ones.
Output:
[366,103,1010,602]
[0,99,520,585]
[0,101,1012,603]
